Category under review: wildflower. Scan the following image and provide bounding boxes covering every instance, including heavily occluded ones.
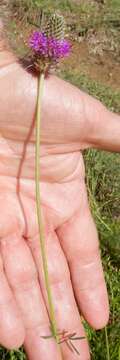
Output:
[28,30,71,72]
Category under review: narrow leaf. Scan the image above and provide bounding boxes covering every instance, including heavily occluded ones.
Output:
[70,336,85,341]
[69,340,80,356]
[41,335,53,339]
[66,341,74,353]
[69,332,77,338]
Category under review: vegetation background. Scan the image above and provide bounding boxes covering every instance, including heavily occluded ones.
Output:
[0,0,120,359]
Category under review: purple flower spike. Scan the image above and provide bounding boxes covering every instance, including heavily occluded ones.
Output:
[29,31,48,55]
[47,37,71,59]
[29,31,71,61]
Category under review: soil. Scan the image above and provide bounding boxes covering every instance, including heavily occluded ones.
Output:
[65,42,120,90]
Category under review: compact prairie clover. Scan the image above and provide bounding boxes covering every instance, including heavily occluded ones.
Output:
[28,12,71,73]
[27,12,84,358]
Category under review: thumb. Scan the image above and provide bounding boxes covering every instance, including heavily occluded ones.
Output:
[0,18,16,66]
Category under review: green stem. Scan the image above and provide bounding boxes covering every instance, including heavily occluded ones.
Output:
[35,73,63,357]
[105,326,110,360]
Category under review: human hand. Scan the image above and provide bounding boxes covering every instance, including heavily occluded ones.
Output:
[0,27,120,360]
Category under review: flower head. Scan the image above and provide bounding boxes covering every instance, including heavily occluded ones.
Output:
[29,31,48,55]
[29,31,71,61]
[28,12,71,73]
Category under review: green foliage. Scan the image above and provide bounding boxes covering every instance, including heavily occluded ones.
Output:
[0,348,26,360]
[9,0,75,13]
[84,259,120,360]
[9,0,120,27]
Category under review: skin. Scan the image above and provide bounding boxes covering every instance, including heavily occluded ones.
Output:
[0,21,120,359]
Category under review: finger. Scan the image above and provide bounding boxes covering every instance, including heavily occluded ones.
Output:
[28,230,90,359]
[83,92,120,152]
[0,250,25,349]
[1,233,61,360]
[57,190,109,330]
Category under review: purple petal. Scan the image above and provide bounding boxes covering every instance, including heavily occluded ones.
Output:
[28,31,71,61]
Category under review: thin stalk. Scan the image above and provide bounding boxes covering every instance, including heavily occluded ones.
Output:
[10,351,14,360]
[105,326,110,360]
[35,73,63,357]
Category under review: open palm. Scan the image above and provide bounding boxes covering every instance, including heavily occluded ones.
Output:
[0,49,120,360]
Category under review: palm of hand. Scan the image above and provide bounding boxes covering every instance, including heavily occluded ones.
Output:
[0,140,84,235]
[0,60,109,359]
[0,62,88,243]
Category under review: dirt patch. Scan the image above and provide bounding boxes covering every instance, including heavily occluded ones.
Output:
[64,41,120,90]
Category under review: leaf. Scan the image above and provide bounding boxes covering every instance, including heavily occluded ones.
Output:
[41,335,54,339]
[66,341,74,353]
[69,332,77,338]
[70,336,85,341]
[69,340,80,356]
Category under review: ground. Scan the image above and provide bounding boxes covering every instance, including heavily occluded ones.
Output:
[0,0,120,359]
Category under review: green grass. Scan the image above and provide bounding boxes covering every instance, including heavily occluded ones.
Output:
[0,349,26,360]
[1,0,120,359]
